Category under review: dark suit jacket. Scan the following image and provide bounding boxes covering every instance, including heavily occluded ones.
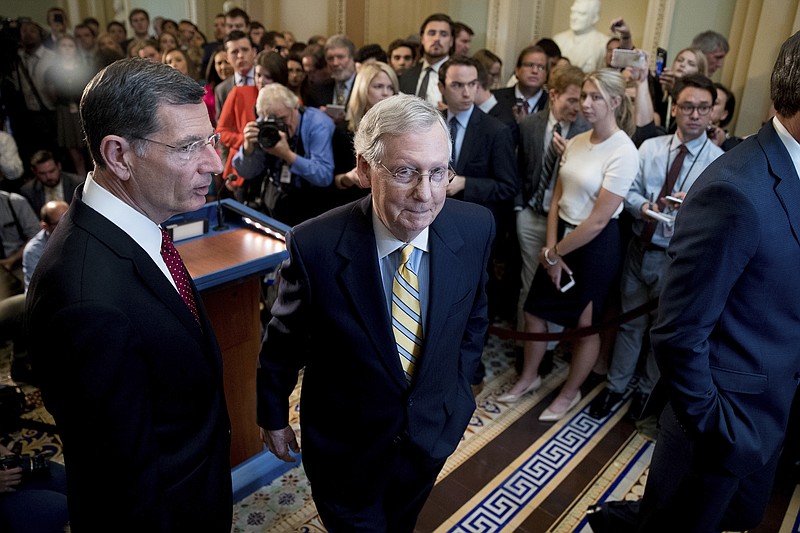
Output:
[304,78,335,108]
[492,86,548,119]
[214,76,235,119]
[517,109,590,207]
[26,189,232,531]
[20,171,83,214]
[452,106,518,223]
[651,120,800,479]
[257,196,494,498]
[398,63,423,96]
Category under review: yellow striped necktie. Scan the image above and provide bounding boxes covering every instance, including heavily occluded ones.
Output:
[392,244,423,382]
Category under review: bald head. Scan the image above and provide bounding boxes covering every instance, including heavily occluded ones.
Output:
[41,201,69,233]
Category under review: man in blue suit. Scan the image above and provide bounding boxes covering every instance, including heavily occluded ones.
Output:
[634,31,800,532]
[257,94,494,532]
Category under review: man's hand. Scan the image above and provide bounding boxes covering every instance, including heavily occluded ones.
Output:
[241,120,260,155]
[446,175,466,196]
[552,131,567,156]
[261,426,300,462]
[265,131,297,164]
[0,465,22,493]
[0,257,15,271]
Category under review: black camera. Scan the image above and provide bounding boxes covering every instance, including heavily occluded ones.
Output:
[257,115,288,150]
[0,453,50,480]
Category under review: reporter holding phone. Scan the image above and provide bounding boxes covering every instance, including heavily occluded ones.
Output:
[589,74,723,422]
[502,69,638,421]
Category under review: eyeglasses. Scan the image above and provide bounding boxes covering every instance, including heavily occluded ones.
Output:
[520,62,547,72]
[377,161,455,189]
[675,103,712,116]
[134,132,220,160]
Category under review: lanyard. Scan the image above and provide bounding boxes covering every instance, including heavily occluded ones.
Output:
[664,134,708,193]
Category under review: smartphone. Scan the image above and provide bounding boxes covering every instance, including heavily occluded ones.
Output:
[610,49,644,69]
[665,195,683,205]
[560,272,576,293]
[655,48,668,77]
[53,13,64,23]
[645,208,675,225]
[324,104,345,120]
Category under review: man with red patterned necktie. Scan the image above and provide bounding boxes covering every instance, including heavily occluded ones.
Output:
[26,58,233,532]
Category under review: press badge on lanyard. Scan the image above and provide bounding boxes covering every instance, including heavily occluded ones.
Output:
[279,164,291,184]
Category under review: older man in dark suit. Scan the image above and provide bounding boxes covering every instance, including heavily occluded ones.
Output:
[591,31,800,533]
[26,58,232,532]
[258,94,494,532]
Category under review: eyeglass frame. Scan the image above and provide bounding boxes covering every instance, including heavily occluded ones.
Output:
[133,132,220,159]
[674,103,713,116]
[376,161,456,189]
[519,61,547,72]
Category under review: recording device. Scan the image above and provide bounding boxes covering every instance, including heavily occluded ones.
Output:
[560,272,576,293]
[610,49,644,69]
[0,453,50,480]
[665,195,683,205]
[256,115,288,150]
[645,208,675,225]
[52,13,64,23]
[706,125,717,139]
[655,48,668,77]
[324,104,345,120]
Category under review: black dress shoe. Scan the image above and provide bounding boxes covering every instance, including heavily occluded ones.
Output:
[625,391,650,422]
[588,388,623,419]
[586,500,640,533]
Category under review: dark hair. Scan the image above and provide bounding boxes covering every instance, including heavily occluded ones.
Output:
[255,51,289,86]
[301,44,327,70]
[516,45,547,69]
[671,73,716,103]
[81,58,205,168]
[771,31,800,117]
[387,39,418,61]
[30,150,56,167]
[74,23,96,37]
[204,45,227,86]
[249,21,265,31]
[473,56,490,89]
[355,43,387,64]
[261,30,285,49]
[224,30,250,47]
[714,82,736,128]
[107,20,125,33]
[128,8,150,24]
[534,39,561,61]
[419,13,454,36]
[225,8,250,27]
[453,22,474,37]
[438,55,481,85]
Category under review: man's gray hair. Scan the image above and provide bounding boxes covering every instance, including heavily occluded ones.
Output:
[256,84,299,118]
[691,30,730,54]
[81,58,204,168]
[324,34,356,58]
[353,94,450,164]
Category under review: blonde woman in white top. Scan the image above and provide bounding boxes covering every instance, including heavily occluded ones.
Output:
[499,69,639,422]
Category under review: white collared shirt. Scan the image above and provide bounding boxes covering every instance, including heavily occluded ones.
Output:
[82,173,178,291]
[773,116,800,181]
[372,208,430,327]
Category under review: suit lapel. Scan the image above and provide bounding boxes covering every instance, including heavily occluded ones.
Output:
[414,206,465,384]
[456,107,482,172]
[72,194,207,343]
[762,121,800,246]
[335,197,406,388]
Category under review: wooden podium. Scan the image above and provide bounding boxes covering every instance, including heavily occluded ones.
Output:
[168,200,289,467]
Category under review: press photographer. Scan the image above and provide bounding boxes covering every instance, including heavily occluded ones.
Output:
[233,83,335,226]
[0,442,67,533]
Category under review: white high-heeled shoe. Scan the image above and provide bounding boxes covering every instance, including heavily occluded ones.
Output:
[496,376,542,403]
[539,391,582,422]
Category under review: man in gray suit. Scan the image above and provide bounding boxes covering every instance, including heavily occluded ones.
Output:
[514,64,590,335]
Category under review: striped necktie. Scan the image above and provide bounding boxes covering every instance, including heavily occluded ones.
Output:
[391,244,423,382]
